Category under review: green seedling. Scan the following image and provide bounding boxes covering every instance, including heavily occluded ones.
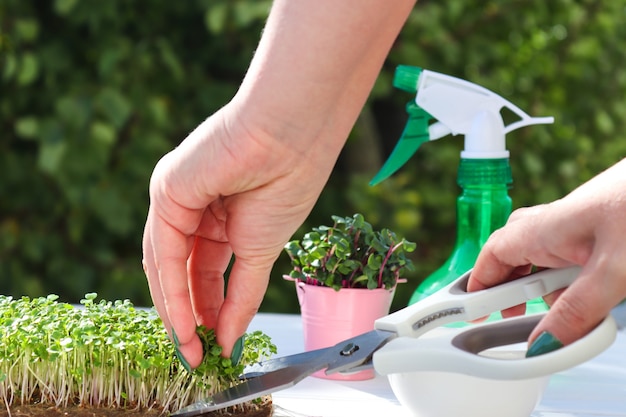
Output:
[0,293,276,413]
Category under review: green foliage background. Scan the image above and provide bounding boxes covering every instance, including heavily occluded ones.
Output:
[2,1,625,314]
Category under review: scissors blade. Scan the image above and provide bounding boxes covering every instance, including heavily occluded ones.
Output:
[171,329,396,417]
[171,361,324,417]
[241,345,336,378]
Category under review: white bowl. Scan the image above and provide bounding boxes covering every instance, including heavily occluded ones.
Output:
[387,353,548,417]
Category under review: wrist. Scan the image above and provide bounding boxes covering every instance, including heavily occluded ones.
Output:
[227,94,348,166]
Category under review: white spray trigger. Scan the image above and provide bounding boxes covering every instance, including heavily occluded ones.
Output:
[415,70,554,159]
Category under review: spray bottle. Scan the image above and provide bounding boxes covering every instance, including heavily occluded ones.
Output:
[371,66,553,314]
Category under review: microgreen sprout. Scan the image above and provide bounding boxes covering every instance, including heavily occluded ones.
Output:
[0,293,275,413]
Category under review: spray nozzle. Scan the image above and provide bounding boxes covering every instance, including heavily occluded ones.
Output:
[370,66,554,185]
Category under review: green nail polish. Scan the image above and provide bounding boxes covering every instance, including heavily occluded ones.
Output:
[526,331,564,358]
[172,329,192,373]
[230,335,245,365]
[171,329,181,347]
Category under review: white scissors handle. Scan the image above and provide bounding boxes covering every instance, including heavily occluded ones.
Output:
[375,266,581,338]
[374,313,616,379]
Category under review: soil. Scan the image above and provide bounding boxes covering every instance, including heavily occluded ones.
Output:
[0,397,273,417]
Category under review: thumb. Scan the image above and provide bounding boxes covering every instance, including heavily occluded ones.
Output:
[215,256,274,358]
[528,262,618,353]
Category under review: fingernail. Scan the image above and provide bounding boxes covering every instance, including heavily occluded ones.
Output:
[526,331,564,358]
[230,335,245,366]
[172,329,193,373]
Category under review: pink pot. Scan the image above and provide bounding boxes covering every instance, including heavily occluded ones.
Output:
[292,280,396,380]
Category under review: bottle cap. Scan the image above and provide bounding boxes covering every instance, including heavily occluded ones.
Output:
[457,158,512,187]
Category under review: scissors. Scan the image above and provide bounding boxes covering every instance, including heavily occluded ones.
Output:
[172,266,615,417]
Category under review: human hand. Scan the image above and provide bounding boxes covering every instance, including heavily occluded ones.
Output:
[469,158,626,350]
[142,0,416,369]
[142,104,341,369]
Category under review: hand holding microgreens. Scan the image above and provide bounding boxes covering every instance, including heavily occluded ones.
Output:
[0,293,276,413]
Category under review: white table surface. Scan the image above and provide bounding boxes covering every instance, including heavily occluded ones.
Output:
[247,307,626,417]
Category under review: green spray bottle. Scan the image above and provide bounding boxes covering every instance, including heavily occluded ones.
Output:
[371,66,554,315]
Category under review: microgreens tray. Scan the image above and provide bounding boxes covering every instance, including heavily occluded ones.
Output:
[0,293,275,413]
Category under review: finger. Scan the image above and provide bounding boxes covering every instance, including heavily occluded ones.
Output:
[216,256,274,358]
[469,207,574,292]
[468,265,531,323]
[468,208,542,292]
[505,204,548,223]
[500,303,527,318]
[188,235,232,329]
[541,287,565,307]
[529,258,623,346]
[468,254,533,291]
[188,202,233,329]
[150,213,205,368]
[142,211,171,330]
[468,257,532,321]
[467,306,527,324]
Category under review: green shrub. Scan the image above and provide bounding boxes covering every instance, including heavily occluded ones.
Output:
[2,1,624,314]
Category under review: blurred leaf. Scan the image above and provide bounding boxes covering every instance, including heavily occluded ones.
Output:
[205,3,228,34]
[96,89,131,130]
[147,96,169,127]
[54,0,79,16]
[594,110,614,135]
[17,52,38,85]
[38,141,66,174]
[56,95,91,129]
[15,19,39,41]
[90,122,116,146]
[97,46,125,78]
[89,185,133,236]
[233,1,271,27]
[15,117,39,139]
[156,39,184,81]
[2,54,17,80]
